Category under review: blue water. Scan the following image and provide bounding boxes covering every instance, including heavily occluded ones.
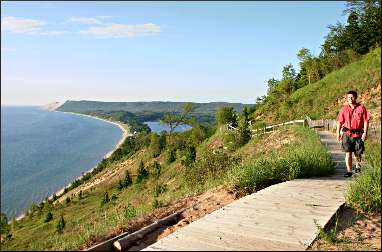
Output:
[144,121,191,134]
[1,106,123,219]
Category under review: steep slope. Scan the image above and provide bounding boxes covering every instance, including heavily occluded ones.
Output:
[255,48,381,123]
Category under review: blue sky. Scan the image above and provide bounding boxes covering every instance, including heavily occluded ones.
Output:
[1,1,348,105]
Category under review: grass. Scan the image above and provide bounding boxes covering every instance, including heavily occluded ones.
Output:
[346,136,381,213]
[228,126,335,192]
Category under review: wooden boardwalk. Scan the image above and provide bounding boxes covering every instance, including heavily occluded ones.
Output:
[142,131,350,251]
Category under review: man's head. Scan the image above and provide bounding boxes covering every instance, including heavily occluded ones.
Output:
[346,90,357,105]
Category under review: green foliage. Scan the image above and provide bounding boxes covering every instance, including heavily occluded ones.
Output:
[150,133,162,158]
[161,103,194,134]
[123,204,137,219]
[56,215,66,234]
[177,145,196,167]
[0,212,10,235]
[153,183,167,197]
[229,127,334,192]
[185,148,241,186]
[78,190,83,199]
[136,161,149,183]
[314,216,345,244]
[151,198,159,209]
[44,212,53,223]
[346,138,381,213]
[65,197,71,204]
[153,161,161,178]
[223,113,251,150]
[165,148,176,164]
[188,124,209,145]
[216,106,237,126]
[100,192,110,207]
[118,170,133,190]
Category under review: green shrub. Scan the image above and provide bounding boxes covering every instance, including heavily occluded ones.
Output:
[44,212,53,223]
[118,170,133,189]
[0,212,10,235]
[152,198,159,209]
[153,161,161,178]
[346,139,381,213]
[65,197,71,204]
[178,145,196,167]
[153,183,167,197]
[229,127,334,192]
[124,204,137,219]
[185,149,241,185]
[100,192,110,207]
[165,148,176,164]
[56,215,65,234]
[136,161,149,183]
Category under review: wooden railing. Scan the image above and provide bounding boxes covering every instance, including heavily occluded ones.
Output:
[227,116,381,138]
[250,119,305,136]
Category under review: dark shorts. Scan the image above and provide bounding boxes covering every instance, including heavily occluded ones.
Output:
[341,135,365,155]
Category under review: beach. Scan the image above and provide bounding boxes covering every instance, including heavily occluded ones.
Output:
[14,111,131,221]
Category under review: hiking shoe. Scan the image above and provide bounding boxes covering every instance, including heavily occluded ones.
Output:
[344,172,353,177]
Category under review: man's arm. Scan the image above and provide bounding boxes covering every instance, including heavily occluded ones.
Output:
[336,121,342,143]
[362,120,369,141]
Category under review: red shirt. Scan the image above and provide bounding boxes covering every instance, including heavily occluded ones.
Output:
[337,103,370,138]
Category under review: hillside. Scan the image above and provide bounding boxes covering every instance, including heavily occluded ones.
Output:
[59,101,251,115]
[254,47,381,124]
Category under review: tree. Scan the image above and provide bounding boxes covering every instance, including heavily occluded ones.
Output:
[345,11,363,53]
[280,64,297,94]
[216,106,237,126]
[136,161,149,183]
[100,191,110,207]
[267,78,280,93]
[150,133,161,157]
[44,212,53,223]
[153,161,161,178]
[122,170,132,187]
[161,103,193,134]
[56,215,65,234]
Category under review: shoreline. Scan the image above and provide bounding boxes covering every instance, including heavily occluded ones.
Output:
[15,111,131,222]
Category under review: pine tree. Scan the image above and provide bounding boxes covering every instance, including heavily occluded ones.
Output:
[44,212,53,223]
[136,161,149,183]
[56,215,65,233]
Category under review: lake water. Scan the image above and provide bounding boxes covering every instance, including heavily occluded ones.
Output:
[144,121,192,133]
[1,106,123,219]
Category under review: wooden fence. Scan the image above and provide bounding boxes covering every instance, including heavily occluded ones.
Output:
[227,116,381,138]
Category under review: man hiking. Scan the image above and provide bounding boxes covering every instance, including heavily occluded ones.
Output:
[336,90,370,177]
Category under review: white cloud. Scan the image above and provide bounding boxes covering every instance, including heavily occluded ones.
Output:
[28,30,68,36]
[96,15,118,19]
[80,23,161,38]
[1,16,45,33]
[66,17,103,25]
[1,16,66,36]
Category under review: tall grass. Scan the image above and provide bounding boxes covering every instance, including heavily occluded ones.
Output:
[346,137,381,213]
[228,126,335,191]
